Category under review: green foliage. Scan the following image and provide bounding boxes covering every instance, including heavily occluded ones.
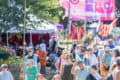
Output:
[27,0,64,22]
[73,21,85,27]
[0,0,24,32]
[0,0,66,31]
[0,46,8,53]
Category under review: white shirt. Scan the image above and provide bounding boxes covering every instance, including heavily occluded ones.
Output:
[39,43,46,52]
[84,54,98,66]
[0,71,14,80]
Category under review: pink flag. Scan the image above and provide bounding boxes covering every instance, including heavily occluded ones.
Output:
[59,0,115,21]
[96,0,115,20]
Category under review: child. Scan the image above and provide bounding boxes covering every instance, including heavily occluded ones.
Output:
[26,59,38,80]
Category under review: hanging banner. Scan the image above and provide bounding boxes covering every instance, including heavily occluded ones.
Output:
[98,18,117,37]
[96,0,115,20]
[59,0,115,21]
[64,0,86,20]
[85,0,98,20]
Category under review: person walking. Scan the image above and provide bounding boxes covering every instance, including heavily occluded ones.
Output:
[102,48,112,74]
[71,60,89,80]
[0,64,14,80]
[36,48,47,75]
[111,58,120,80]
[25,60,38,80]
[24,48,40,70]
[61,55,73,80]
[39,39,47,53]
[84,48,98,68]
[55,51,67,73]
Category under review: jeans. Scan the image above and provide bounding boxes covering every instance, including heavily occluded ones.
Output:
[49,53,58,72]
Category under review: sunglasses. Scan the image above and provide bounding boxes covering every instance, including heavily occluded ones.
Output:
[2,66,8,68]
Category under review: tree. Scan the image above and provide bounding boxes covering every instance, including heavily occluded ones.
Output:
[26,0,64,23]
[0,0,24,32]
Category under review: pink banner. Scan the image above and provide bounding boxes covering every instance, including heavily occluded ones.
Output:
[59,0,115,21]
[96,0,115,20]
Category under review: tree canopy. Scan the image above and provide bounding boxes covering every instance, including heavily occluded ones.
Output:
[26,0,64,22]
[0,0,24,31]
[0,0,67,31]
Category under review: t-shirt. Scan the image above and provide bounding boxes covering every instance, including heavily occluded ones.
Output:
[36,50,47,66]
[0,71,14,80]
[24,54,40,69]
[108,44,115,49]
[27,55,40,63]
[39,43,46,52]
[26,66,38,80]
[103,53,112,67]
[84,54,98,66]
[76,67,89,80]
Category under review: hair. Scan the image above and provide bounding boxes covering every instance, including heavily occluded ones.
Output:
[28,59,34,65]
[116,59,120,69]
[52,74,61,80]
[66,54,73,60]
[36,73,46,80]
[62,50,68,54]
[114,49,120,57]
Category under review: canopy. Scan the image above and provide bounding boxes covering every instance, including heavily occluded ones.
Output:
[26,14,58,33]
[6,27,21,33]
[26,21,58,33]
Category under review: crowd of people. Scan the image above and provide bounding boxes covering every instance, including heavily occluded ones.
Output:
[23,36,120,80]
[0,36,120,80]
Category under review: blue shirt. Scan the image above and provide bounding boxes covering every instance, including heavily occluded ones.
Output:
[76,68,89,80]
[0,71,14,80]
[103,54,112,67]
[108,44,115,49]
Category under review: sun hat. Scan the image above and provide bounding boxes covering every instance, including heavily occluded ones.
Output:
[1,64,8,69]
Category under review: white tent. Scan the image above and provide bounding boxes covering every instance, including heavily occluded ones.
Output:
[26,20,58,46]
[26,21,58,33]
[27,13,58,33]
[7,27,21,33]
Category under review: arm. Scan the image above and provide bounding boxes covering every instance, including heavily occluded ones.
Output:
[59,65,64,75]
[71,63,77,76]
[33,67,38,77]
[55,58,60,72]
[109,64,116,72]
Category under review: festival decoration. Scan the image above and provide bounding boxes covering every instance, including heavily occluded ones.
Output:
[59,0,115,21]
